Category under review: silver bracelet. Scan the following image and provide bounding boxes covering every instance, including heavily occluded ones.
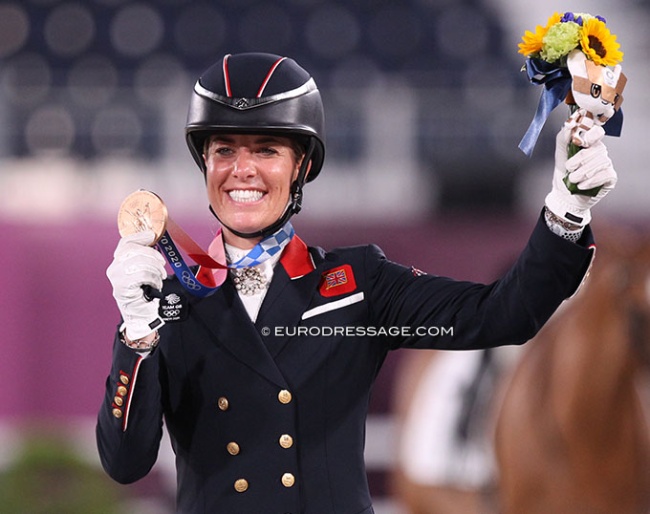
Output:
[544,208,584,243]
[120,330,160,351]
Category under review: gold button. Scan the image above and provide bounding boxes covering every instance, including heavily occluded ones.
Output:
[112,408,123,419]
[117,386,128,397]
[114,396,124,407]
[234,479,248,492]
[279,434,293,449]
[281,473,295,488]
[278,390,292,404]
[120,375,129,385]
[217,397,229,411]
[226,442,240,456]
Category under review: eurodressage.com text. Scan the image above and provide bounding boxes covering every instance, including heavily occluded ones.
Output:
[261,325,454,338]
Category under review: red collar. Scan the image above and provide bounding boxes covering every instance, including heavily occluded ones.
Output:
[197,232,315,286]
[280,235,315,279]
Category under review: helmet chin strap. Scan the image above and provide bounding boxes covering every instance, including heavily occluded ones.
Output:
[209,138,315,240]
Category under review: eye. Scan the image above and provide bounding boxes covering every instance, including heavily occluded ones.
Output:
[258,146,279,155]
[590,84,602,98]
[212,146,233,156]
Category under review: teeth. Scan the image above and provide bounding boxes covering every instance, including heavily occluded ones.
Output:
[229,190,264,202]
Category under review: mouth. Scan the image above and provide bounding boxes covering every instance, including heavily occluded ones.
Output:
[228,189,265,203]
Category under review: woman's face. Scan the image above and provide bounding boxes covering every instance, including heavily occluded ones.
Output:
[204,133,301,249]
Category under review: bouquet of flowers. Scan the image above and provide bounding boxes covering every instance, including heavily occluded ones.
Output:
[517,12,627,194]
[519,12,623,68]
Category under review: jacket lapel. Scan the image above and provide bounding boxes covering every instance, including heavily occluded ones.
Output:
[255,265,321,357]
[190,235,322,378]
[190,279,289,388]
[255,236,322,356]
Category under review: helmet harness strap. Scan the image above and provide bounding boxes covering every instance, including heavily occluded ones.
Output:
[209,138,316,240]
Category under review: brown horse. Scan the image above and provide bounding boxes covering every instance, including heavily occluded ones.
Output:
[495,230,650,514]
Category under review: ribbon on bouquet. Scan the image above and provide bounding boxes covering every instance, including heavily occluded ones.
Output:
[117,190,294,298]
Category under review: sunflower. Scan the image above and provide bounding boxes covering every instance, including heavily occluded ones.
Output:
[518,12,562,56]
[580,17,623,66]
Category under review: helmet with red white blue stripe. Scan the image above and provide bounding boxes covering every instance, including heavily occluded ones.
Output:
[185,53,325,183]
[186,53,326,239]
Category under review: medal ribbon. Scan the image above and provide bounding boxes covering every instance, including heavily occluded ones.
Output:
[156,220,294,297]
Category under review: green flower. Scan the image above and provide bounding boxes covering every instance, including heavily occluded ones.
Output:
[540,21,581,63]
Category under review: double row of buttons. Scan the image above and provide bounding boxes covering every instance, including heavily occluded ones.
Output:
[226,433,293,457]
[234,473,295,493]
[218,389,297,493]
[217,389,293,412]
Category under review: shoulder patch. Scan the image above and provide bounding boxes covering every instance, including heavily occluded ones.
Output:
[319,264,357,297]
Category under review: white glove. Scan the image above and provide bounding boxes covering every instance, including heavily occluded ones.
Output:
[106,230,166,340]
[545,120,617,227]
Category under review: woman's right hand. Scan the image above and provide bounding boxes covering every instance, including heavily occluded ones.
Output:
[106,230,167,340]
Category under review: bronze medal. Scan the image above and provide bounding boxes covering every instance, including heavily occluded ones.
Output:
[117,190,168,244]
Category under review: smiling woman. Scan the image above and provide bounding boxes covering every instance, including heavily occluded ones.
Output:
[204,134,305,249]
[98,51,618,514]
[184,53,326,241]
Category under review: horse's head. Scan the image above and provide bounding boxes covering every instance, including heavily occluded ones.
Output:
[567,49,627,125]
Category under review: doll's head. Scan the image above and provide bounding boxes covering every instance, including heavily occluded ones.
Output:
[566,49,626,125]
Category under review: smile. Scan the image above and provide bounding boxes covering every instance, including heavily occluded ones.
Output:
[228,190,265,203]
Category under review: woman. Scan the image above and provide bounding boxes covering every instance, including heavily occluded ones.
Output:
[98,52,616,513]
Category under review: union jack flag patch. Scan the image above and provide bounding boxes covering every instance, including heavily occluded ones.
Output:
[320,264,357,297]
[326,269,347,288]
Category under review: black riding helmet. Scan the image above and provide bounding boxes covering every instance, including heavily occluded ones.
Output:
[185,53,326,239]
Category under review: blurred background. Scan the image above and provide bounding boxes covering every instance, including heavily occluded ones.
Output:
[0,0,648,512]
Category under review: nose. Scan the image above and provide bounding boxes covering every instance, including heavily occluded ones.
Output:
[232,149,256,178]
